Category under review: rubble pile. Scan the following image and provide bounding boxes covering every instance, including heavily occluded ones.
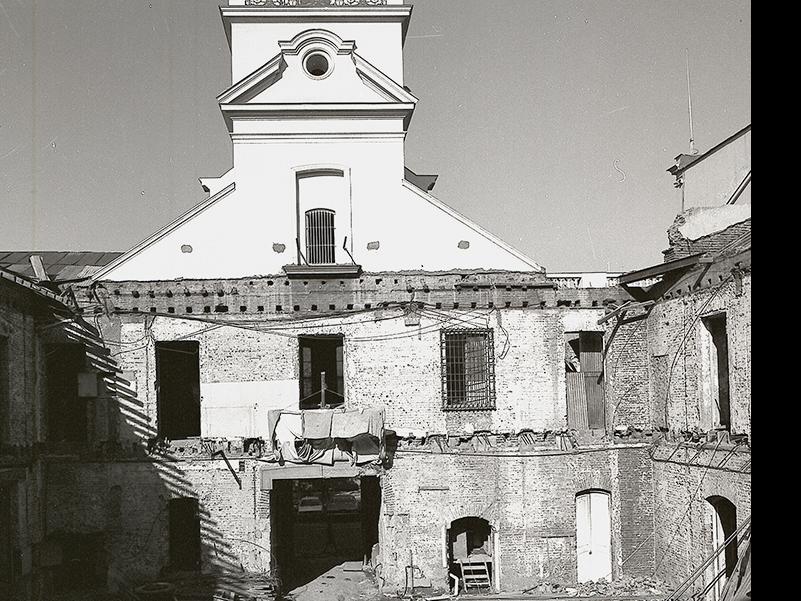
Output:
[522,576,673,598]
[574,575,672,597]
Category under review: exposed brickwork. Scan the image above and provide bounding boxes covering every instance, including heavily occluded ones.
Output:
[605,230,751,595]
[81,272,629,317]
[650,445,750,590]
[378,444,654,591]
[2,254,748,598]
[663,218,751,262]
[604,319,650,430]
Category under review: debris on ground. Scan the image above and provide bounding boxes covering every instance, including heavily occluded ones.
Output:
[574,575,673,597]
[522,575,674,597]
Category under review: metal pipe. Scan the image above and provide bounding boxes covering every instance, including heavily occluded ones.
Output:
[409,549,415,595]
[449,572,460,597]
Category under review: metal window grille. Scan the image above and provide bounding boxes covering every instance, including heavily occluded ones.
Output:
[305,208,335,265]
[441,329,496,410]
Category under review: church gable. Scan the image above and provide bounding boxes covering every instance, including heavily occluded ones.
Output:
[217,29,415,106]
[92,4,543,282]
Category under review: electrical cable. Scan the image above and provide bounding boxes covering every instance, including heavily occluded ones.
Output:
[652,437,724,574]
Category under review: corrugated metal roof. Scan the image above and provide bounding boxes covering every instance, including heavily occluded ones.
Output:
[0,251,123,280]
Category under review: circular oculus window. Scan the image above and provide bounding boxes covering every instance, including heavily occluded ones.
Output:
[303,52,332,79]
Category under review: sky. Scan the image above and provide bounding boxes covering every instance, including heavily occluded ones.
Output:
[0,0,751,272]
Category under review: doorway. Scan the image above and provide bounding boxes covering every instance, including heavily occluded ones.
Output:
[705,496,737,600]
[447,517,494,592]
[271,476,380,594]
[169,497,201,572]
[576,490,612,583]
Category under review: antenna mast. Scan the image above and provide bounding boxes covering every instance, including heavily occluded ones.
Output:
[686,49,698,155]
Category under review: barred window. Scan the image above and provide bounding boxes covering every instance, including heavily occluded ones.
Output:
[305,208,335,264]
[441,329,495,410]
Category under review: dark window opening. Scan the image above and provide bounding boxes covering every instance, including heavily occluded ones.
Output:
[50,532,106,592]
[305,209,336,265]
[706,495,737,598]
[0,336,8,445]
[299,336,344,410]
[156,341,200,439]
[703,314,730,430]
[169,498,201,572]
[0,486,12,592]
[304,52,331,78]
[46,344,87,442]
[441,329,496,411]
[565,332,605,430]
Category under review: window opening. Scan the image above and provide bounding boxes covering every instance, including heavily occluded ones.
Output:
[565,332,605,430]
[156,341,201,439]
[441,329,495,410]
[299,335,344,409]
[702,314,730,430]
[46,344,87,442]
[305,209,336,265]
[304,52,331,78]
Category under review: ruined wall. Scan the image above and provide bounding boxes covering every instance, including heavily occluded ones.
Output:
[650,445,751,590]
[379,444,654,591]
[0,281,50,600]
[43,457,269,589]
[645,273,750,438]
[604,319,650,431]
[0,281,47,447]
[104,304,613,439]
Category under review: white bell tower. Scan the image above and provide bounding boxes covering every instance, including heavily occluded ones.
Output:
[93,0,543,282]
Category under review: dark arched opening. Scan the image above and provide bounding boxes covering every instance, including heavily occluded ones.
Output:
[707,496,738,576]
[447,517,493,592]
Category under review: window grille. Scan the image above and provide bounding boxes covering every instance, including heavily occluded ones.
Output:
[305,208,335,265]
[441,329,496,410]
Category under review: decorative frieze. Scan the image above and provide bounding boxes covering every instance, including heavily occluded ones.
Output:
[244,0,388,7]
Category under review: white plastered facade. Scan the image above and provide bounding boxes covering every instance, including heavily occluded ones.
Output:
[95,4,542,282]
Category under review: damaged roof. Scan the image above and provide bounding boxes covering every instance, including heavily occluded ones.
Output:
[0,251,122,281]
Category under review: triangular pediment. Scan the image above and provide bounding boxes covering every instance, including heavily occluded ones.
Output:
[217,29,417,106]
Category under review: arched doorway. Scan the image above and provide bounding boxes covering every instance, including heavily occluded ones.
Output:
[576,490,612,583]
[447,517,495,593]
[705,496,737,600]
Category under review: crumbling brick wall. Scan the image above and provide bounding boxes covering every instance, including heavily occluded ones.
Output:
[379,444,654,592]
[604,319,650,431]
[644,274,750,438]
[105,304,616,439]
[651,448,751,589]
[0,281,55,599]
[43,458,267,588]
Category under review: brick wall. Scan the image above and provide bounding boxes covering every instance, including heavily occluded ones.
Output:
[43,458,266,588]
[651,447,751,590]
[604,319,650,430]
[641,274,751,438]
[105,304,615,438]
[379,444,654,591]
[663,220,751,262]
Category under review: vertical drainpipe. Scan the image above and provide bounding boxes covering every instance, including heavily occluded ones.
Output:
[494,527,501,592]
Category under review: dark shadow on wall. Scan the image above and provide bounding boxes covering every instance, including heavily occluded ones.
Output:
[35,313,276,601]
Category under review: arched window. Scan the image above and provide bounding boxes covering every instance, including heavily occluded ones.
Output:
[576,490,612,583]
[304,208,335,265]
